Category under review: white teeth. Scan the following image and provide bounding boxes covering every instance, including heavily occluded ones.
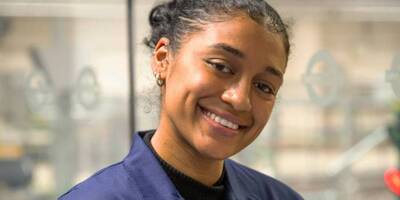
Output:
[211,113,216,119]
[204,110,239,130]
[221,119,228,126]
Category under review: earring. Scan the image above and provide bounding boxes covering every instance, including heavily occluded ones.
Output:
[154,72,165,87]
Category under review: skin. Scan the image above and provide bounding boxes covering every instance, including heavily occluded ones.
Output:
[151,13,287,186]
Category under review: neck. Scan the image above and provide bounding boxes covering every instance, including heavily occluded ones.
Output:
[151,118,224,186]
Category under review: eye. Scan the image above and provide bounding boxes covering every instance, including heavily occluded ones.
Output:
[205,60,233,74]
[254,81,275,95]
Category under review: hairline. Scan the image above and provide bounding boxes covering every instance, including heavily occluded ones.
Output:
[168,12,289,65]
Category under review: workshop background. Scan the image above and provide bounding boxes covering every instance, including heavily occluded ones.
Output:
[0,0,399,199]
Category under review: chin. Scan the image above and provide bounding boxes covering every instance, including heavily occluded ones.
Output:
[195,142,240,161]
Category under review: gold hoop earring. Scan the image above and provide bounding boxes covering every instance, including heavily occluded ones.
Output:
[154,72,165,87]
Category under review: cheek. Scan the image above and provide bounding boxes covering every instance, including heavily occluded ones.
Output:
[166,60,219,108]
[189,72,216,95]
[253,99,275,127]
[183,64,221,98]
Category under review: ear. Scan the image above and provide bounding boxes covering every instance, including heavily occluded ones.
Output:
[151,37,171,79]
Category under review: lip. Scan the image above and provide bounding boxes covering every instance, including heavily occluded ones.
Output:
[199,105,250,128]
[199,106,240,138]
[198,104,252,137]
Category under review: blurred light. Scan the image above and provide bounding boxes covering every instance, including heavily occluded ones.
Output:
[384,167,400,196]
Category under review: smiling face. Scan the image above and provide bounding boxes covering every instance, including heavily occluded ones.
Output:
[153,14,287,161]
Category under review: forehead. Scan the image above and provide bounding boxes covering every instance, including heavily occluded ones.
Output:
[178,15,287,72]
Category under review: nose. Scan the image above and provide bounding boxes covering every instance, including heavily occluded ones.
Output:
[221,82,252,112]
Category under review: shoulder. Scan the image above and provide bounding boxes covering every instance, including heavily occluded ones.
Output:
[58,162,142,200]
[225,159,303,200]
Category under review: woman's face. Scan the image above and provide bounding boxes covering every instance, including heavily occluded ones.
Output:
[155,14,286,160]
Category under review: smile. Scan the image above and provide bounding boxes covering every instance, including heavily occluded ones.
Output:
[203,110,239,130]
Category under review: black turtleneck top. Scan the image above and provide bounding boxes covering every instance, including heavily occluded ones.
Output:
[142,131,226,200]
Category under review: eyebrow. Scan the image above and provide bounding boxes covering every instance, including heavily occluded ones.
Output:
[209,42,283,79]
[265,66,283,79]
[210,43,245,58]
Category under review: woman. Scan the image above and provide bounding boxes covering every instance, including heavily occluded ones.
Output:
[59,0,303,199]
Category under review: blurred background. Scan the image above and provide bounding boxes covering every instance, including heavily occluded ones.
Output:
[0,0,399,199]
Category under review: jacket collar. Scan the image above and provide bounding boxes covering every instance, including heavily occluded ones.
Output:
[123,131,245,200]
[122,132,184,200]
[224,160,250,200]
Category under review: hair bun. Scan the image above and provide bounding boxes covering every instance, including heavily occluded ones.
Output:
[149,3,173,28]
[145,1,179,48]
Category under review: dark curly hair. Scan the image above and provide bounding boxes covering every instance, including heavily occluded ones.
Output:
[144,0,290,61]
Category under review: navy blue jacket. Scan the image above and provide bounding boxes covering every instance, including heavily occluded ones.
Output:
[59,132,303,200]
